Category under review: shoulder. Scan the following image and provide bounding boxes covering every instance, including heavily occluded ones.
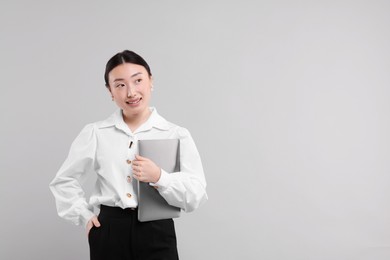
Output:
[87,109,119,130]
[155,110,192,138]
[163,120,193,140]
[75,123,97,141]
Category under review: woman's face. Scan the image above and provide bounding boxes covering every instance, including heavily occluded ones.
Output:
[108,63,153,117]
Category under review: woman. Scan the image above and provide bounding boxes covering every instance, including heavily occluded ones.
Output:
[50,50,208,260]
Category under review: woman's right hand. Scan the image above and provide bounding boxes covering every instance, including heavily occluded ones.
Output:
[87,215,101,236]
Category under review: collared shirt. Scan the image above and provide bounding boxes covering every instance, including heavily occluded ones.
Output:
[49,107,208,227]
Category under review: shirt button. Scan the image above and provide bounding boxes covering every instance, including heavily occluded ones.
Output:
[126,176,132,183]
[126,159,132,164]
[126,193,132,198]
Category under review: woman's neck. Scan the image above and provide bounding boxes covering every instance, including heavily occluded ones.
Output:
[122,108,152,133]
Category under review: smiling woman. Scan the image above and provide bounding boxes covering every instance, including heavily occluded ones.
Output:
[49,50,208,260]
[105,51,154,132]
[108,62,153,132]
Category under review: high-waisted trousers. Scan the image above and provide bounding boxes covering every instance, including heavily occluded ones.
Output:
[88,205,179,260]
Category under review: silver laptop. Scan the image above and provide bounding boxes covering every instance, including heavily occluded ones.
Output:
[137,139,181,222]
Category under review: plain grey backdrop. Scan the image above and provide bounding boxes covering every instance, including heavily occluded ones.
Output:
[1,1,390,259]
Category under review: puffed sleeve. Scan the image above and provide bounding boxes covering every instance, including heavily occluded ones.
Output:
[152,127,208,212]
[49,124,97,228]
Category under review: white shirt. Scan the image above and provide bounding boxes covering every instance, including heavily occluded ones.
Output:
[49,107,208,227]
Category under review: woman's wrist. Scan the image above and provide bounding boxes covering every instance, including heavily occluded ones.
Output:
[153,168,161,183]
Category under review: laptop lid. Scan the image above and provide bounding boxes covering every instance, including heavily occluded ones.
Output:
[137,139,181,222]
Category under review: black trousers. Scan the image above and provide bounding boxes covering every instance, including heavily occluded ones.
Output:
[88,205,179,260]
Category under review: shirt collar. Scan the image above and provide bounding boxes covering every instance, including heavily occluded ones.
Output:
[98,107,171,134]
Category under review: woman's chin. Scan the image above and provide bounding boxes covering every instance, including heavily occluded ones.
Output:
[122,104,148,115]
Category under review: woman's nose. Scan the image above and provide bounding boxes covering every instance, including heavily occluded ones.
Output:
[127,84,135,97]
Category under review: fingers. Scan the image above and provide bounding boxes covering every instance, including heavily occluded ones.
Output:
[132,164,142,172]
[92,217,101,227]
[132,164,143,181]
[87,216,100,236]
[135,154,147,161]
[133,171,145,182]
[132,156,159,183]
[133,171,140,178]
[132,168,150,183]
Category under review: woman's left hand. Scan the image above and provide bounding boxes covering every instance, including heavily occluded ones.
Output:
[132,155,161,183]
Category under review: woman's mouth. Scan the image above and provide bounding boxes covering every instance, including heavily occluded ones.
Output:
[125,97,142,105]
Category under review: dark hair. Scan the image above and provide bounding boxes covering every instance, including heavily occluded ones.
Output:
[104,50,152,87]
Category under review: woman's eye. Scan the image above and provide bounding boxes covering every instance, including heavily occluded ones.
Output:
[116,84,125,88]
[135,79,142,84]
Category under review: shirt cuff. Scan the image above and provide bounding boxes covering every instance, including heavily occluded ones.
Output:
[150,169,172,189]
[80,208,95,229]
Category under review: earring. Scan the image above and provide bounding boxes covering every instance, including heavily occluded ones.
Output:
[111,96,114,101]
[151,85,154,92]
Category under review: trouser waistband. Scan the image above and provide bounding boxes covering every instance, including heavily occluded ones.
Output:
[99,205,137,217]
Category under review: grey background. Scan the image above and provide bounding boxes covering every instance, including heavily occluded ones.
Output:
[1,1,390,259]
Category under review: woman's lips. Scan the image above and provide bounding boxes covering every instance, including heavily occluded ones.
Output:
[125,97,142,105]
